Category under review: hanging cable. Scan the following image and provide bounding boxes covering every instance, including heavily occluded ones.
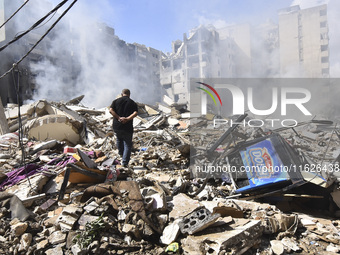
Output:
[14,10,57,38]
[0,0,69,53]
[27,9,57,32]
[12,65,25,164]
[0,0,77,80]
[11,65,33,190]
[0,0,30,30]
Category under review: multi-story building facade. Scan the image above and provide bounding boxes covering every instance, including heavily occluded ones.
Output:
[160,25,220,105]
[127,43,162,104]
[160,4,329,105]
[0,0,162,106]
[278,4,329,77]
[0,1,330,107]
[0,0,53,105]
[251,20,280,77]
[160,23,254,105]
[218,23,252,78]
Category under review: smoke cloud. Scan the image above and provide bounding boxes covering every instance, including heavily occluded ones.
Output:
[290,0,330,9]
[4,0,340,109]
[8,0,158,108]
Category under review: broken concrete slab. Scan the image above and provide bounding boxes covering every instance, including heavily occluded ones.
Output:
[67,105,105,116]
[162,95,175,106]
[0,192,32,221]
[18,233,32,252]
[160,219,181,245]
[144,192,167,212]
[262,213,299,235]
[83,201,99,213]
[141,186,167,212]
[56,205,82,231]
[11,221,28,236]
[157,104,172,114]
[225,199,276,212]
[326,244,340,253]
[48,230,66,245]
[78,214,100,230]
[169,193,201,220]
[181,220,262,255]
[301,130,319,140]
[5,104,32,120]
[36,239,49,250]
[281,237,301,252]
[45,244,64,255]
[270,240,284,255]
[144,172,173,183]
[144,105,160,115]
[26,115,83,145]
[211,216,233,227]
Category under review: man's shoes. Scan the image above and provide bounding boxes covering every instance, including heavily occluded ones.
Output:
[122,163,128,168]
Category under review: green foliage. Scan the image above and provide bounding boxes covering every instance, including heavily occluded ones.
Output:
[73,214,106,249]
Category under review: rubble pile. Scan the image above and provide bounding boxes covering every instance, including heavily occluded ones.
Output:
[0,97,340,254]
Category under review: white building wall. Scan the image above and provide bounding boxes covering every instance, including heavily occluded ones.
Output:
[279,10,301,76]
[160,4,329,105]
[160,26,220,105]
[279,5,329,77]
[218,24,252,77]
[252,21,280,77]
[300,5,329,77]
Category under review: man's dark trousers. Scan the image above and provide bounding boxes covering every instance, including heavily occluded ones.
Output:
[115,129,133,166]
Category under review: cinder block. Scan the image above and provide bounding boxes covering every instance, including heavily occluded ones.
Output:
[179,206,220,235]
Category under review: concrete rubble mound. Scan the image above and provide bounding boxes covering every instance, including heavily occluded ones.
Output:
[0,97,339,254]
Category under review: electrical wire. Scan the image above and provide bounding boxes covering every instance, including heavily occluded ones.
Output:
[0,0,30,30]
[30,10,57,31]
[0,0,69,53]
[6,0,77,191]
[13,6,58,38]
[14,12,57,38]
[11,66,33,190]
[0,0,77,80]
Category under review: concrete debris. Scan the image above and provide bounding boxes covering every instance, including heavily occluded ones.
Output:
[11,221,28,236]
[56,205,83,231]
[18,232,32,252]
[178,206,220,235]
[270,240,284,255]
[0,98,339,254]
[160,219,181,245]
[169,193,201,219]
[181,219,262,255]
[26,114,83,145]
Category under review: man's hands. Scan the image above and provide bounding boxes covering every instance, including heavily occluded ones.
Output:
[120,111,137,124]
[110,108,137,124]
[118,117,129,124]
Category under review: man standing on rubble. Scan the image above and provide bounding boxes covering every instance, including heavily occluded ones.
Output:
[109,89,138,167]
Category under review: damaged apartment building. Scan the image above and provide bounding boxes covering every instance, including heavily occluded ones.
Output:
[0,0,162,107]
[0,1,330,109]
[0,0,53,106]
[160,4,330,106]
